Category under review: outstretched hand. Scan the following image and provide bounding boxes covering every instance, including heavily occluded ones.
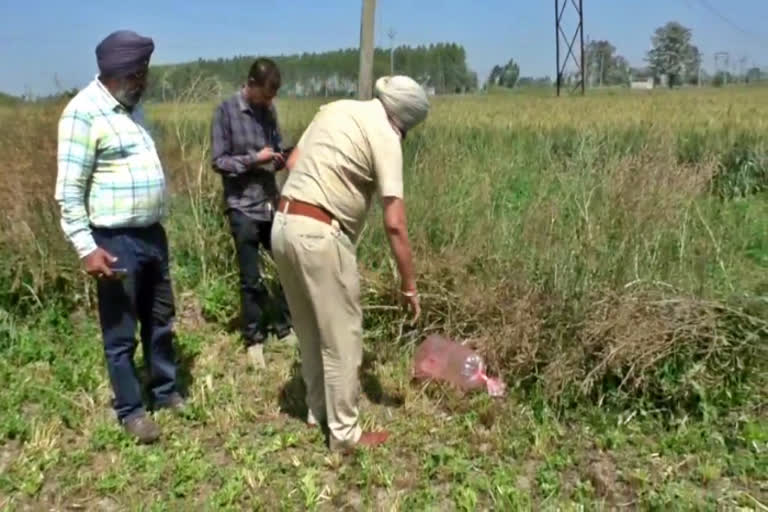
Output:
[400,289,421,323]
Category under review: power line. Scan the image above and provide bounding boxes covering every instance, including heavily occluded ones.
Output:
[692,0,768,48]
[387,28,396,75]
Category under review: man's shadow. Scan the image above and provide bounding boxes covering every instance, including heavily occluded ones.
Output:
[219,276,288,337]
[278,349,405,422]
[224,315,240,335]
[174,339,198,398]
[359,349,406,407]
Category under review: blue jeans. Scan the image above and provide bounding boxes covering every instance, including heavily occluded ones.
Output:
[92,224,178,422]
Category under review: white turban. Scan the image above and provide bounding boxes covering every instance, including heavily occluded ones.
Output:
[374,75,430,133]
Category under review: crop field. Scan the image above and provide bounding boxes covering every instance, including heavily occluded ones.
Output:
[0,87,767,510]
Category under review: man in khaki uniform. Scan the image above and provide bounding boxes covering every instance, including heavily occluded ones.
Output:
[271,76,429,451]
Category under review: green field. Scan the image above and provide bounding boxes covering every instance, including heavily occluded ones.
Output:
[1,88,767,510]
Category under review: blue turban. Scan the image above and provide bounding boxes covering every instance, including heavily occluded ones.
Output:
[96,30,154,78]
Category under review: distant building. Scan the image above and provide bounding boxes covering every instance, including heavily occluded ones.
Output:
[630,77,654,90]
[629,66,654,90]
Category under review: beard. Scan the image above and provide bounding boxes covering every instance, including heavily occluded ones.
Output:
[113,81,144,107]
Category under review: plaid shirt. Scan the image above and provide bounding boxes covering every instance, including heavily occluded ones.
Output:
[211,90,284,221]
[55,78,166,258]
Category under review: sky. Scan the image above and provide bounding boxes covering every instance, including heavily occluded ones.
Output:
[2,0,768,96]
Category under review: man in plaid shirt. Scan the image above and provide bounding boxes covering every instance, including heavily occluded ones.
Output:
[55,30,183,444]
[211,58,295,369]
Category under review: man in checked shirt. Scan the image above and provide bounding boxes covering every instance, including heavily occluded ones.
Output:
[211,58,296,370]
[54,30,183,444]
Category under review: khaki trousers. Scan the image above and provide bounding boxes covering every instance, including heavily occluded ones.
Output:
[270,211,363,449]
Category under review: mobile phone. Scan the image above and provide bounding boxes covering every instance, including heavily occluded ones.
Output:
[274,147,293,171]
[111,267,129,279]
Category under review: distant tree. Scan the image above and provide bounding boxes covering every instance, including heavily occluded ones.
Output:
[0,92,21,106]
[466,71,479,92]
[608,55,631,86]
[697,68,712,85]
[487,58,520,88]
[584,40,632,86]
[647,22,699,87]
[629,67,652,80]
[516,76,552,88]
[586,40,611,85]
[746,67,762,83]
[712,71,733,87]
[683,45,702,85]
[488,65,503,86]
[501,59,520,87]
[144,43,477,100]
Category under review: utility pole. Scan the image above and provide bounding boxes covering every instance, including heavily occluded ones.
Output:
[586,34,592,87]
[697,62,701,87]
[715,51,730,85]
[554,0,585,96]
[555,0,560,93]
[599,52,604,87]
[739,56,748,83]
[358,0,377,100]
[387,28,396,75]
[579,0,585,94]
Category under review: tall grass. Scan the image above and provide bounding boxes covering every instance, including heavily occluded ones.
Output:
[1,88,766,413]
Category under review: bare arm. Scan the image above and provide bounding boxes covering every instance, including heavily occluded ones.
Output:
[285,147,300,171]
[382,197,420,319]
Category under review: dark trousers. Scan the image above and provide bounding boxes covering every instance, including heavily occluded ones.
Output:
[228,209,292,345]
[92,224,178,422]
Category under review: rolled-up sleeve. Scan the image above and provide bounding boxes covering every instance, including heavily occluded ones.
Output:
[371,128,404,200]
[54,109,98,259]
[211,104,255,177]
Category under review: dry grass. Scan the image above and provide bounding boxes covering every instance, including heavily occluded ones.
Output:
[1,87,767,509]
[0,102,61,232]
[1,87,766,408]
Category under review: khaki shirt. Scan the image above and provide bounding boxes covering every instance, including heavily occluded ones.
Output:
[280,99,403,241]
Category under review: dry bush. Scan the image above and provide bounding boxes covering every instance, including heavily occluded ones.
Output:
[565,290,767,403]
[361,147,765,411]
[0,102,80,308]
[370,263,768,411]
[0,103,62,237]
[2,90,765,413]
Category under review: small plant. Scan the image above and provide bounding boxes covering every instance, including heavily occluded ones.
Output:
[711,138,768,199]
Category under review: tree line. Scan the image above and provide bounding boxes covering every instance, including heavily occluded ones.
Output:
[487,21,766,90]
[0,92,22,106]
[3,22,766,102]
[144,43,477,101]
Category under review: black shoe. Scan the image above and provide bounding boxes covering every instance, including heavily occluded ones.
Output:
[156,392,186,413]
[276,328,298,346]
[123,414,161,444]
